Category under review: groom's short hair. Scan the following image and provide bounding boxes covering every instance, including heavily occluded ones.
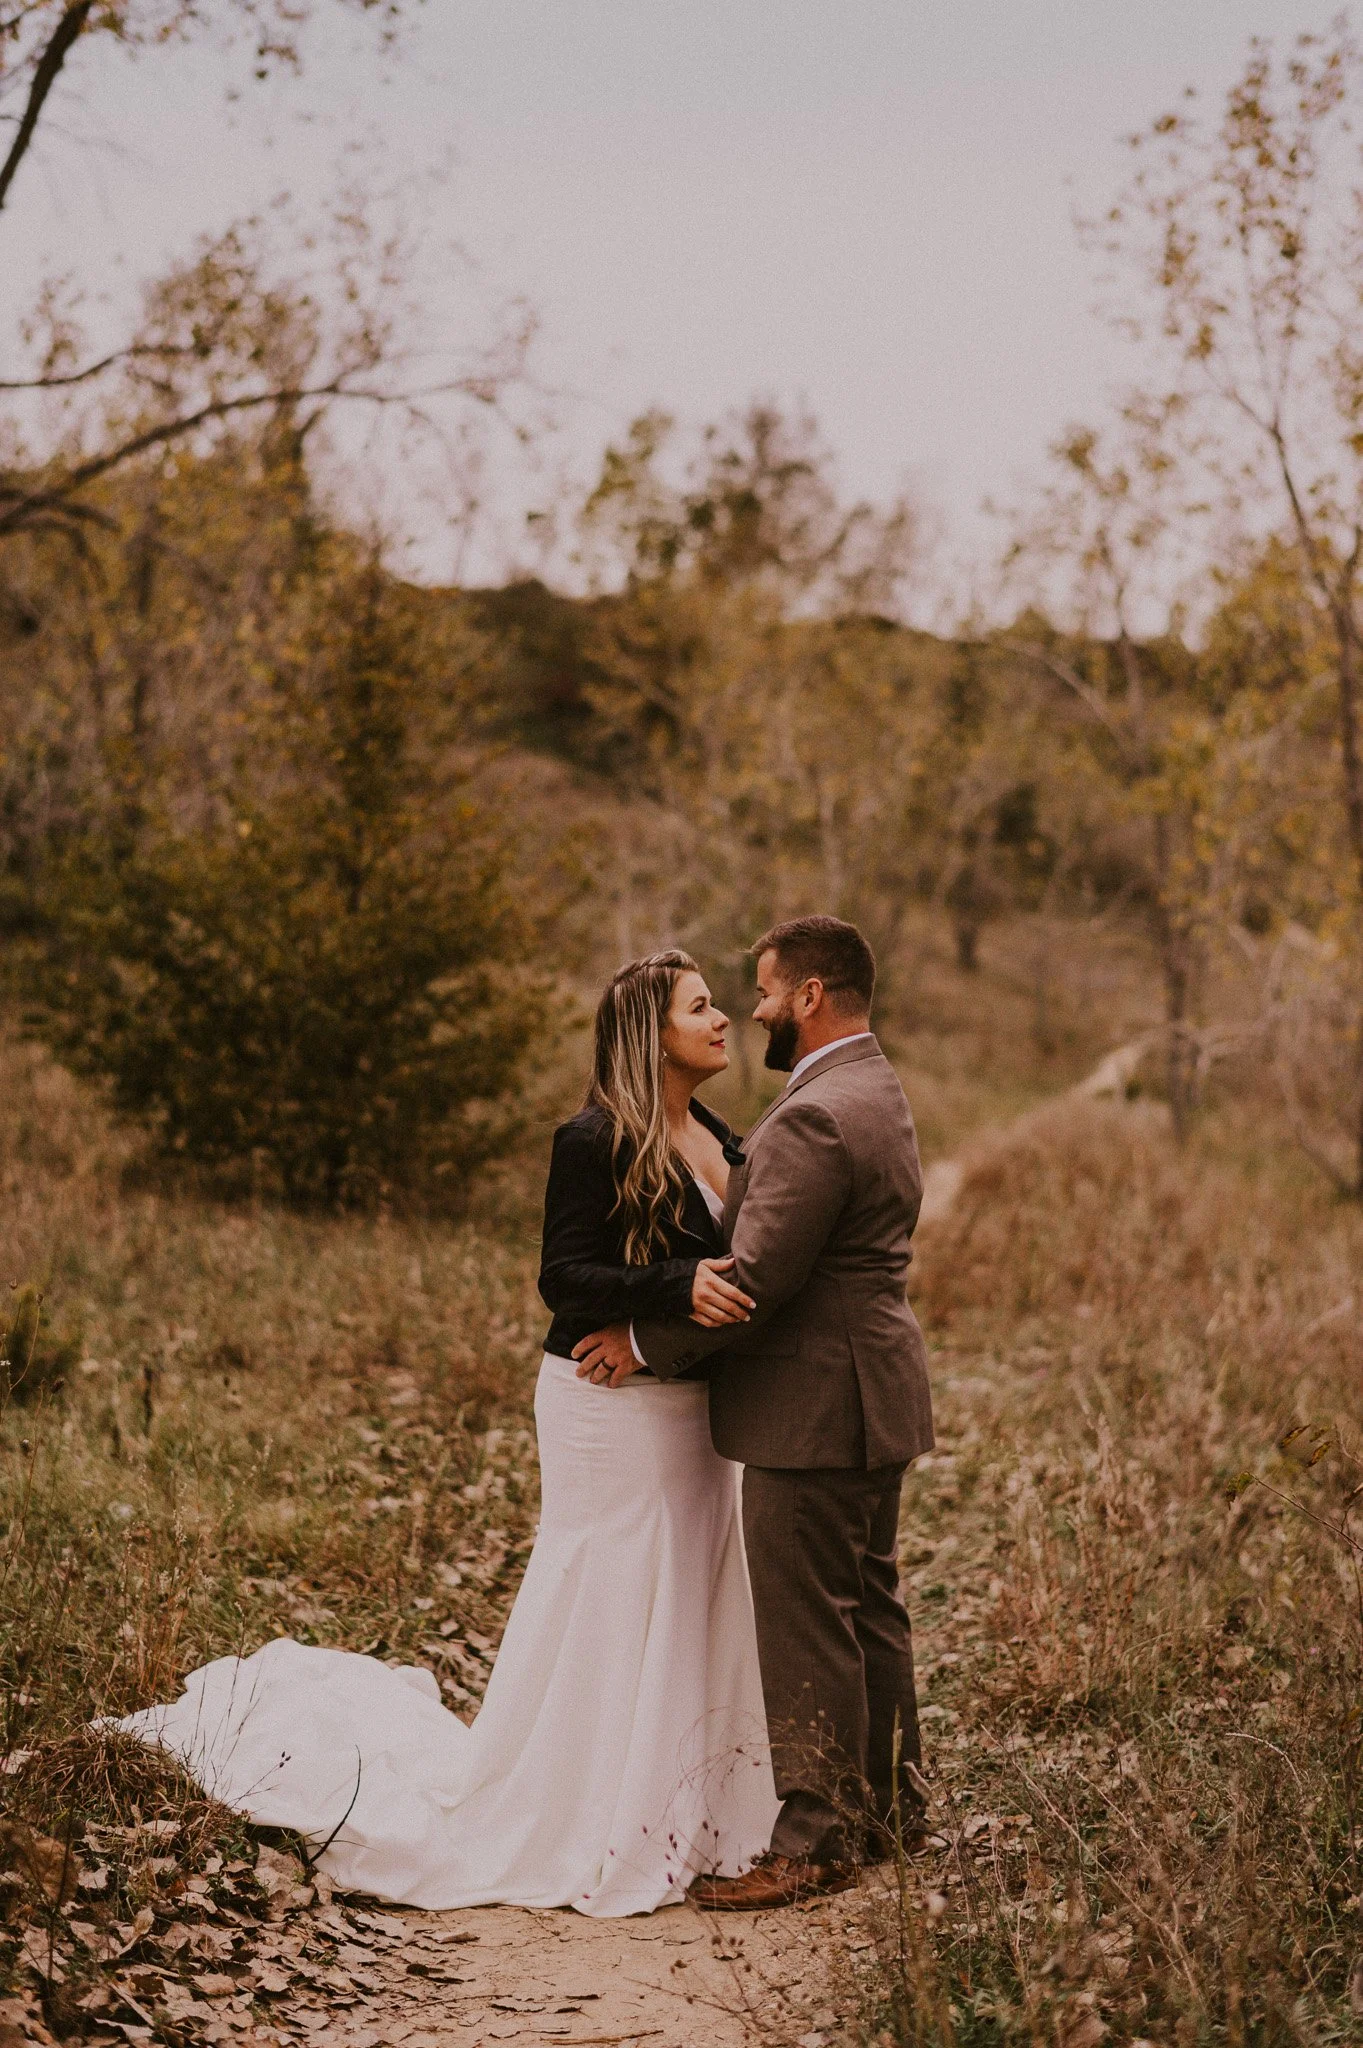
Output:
[751,915,876,1014]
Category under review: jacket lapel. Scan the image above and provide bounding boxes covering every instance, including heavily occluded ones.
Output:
[740,1034,883,1147]
[782,1033,882,1098]
[718,1037,882,1245]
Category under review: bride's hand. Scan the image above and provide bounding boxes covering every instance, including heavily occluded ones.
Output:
[690,1256,755,1328]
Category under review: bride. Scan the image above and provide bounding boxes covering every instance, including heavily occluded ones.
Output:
[120,950,779,1917]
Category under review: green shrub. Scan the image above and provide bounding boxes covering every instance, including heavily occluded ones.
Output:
[23,566,552,1207]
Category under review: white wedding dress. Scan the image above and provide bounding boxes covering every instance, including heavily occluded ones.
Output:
[120,1205,779,1916]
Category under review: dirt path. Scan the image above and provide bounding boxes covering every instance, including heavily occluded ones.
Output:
[271,1888,870,2048]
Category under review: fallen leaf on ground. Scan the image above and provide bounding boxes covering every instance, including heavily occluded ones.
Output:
[159,1986,216,2023]
[253,1846,305,1894]
[114,1908,156,1956]
[19,1926,69,1982]
[0,1993,56,2046]
[0,1823,76,1906]
[194,1972,237,1996]
[249,1965,293,1995]
[189,1924,236,1961]
[350,1910,406,1938]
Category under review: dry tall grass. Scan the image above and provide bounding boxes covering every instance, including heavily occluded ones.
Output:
[5,1019,1361,2046]
[0,1038,547,2037]
[854,1100,1363,2047]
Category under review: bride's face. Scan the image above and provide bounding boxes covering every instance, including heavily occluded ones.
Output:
[660,971,730,1081]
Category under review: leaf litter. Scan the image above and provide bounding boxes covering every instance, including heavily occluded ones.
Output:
[0,1789,422,2048]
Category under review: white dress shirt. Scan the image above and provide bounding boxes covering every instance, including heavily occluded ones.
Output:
[786,1031,874,1088]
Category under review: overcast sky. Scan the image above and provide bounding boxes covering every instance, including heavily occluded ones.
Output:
[2,0,1339,599]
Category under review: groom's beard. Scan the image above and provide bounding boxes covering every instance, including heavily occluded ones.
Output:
[763,1004,800,1072]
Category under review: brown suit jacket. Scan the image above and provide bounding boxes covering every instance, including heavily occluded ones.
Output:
[634,1037,934,1470]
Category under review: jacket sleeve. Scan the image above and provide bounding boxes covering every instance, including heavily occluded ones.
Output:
[634,1098,852,1380]
[537,1123,701,1326]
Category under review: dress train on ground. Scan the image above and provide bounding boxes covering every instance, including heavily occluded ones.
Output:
[120,1353,778,1917]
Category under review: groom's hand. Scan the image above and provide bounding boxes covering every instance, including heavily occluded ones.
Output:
[572,1324,640,1388]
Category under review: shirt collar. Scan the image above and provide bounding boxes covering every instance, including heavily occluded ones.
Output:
[786,1032,874,1089]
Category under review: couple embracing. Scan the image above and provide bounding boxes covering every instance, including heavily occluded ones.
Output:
[123,916,935,1919]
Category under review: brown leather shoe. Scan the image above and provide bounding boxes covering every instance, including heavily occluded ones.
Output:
[690,1853,858,1912]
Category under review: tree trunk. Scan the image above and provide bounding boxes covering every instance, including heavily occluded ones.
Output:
[953,919,980,974]
[127,519,157,754]
[1333,604,1363,895]
[1032,917,1056,1058]
[1162,936,1194,1144]
[1150,813,1194,1143]
[0,3,96,214]
[1354,1021,1363,1202]
[1334,612,1363,1195]
[1278,492,1363,1195]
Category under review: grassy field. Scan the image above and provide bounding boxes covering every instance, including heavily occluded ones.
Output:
[859,1100,1363,2047]
[0,1037,548,2041]
[2,941,1361,2045]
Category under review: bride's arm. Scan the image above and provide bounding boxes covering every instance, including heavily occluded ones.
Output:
[537,1121,701,1325]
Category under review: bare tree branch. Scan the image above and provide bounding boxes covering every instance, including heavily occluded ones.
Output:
[1005,642,1140,766]
[0,484,114,529]
[0,376,402,537]
[0,0,94,213]
[0,345,198,392]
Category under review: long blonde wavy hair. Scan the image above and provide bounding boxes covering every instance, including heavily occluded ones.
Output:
[586,949,698,1265]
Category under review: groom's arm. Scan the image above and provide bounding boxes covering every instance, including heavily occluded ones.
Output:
[634,1099,853,1381]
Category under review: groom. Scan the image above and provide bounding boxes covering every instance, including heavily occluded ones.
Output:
[572,915,934,1909]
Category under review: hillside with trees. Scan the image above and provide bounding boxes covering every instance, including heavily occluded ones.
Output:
[4,375,1358,1195]
[2,14,1362,2048]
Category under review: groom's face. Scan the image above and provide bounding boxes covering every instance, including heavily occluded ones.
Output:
[752,950,801,1072]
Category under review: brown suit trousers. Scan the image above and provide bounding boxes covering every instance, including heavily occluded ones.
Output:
[743,1460,922,1861]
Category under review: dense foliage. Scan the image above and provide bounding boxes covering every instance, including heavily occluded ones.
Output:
[15,559,548,1205]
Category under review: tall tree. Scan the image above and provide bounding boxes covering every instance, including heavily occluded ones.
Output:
[1103,19,1363,1189]
[1003,420,1215,1134]
[580,404,919,617]
[0,4,524,563]
[0,214,528,552]
[20,549,551,1205]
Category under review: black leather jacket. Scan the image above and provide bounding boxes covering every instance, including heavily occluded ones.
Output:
[538,1100,744,1366]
